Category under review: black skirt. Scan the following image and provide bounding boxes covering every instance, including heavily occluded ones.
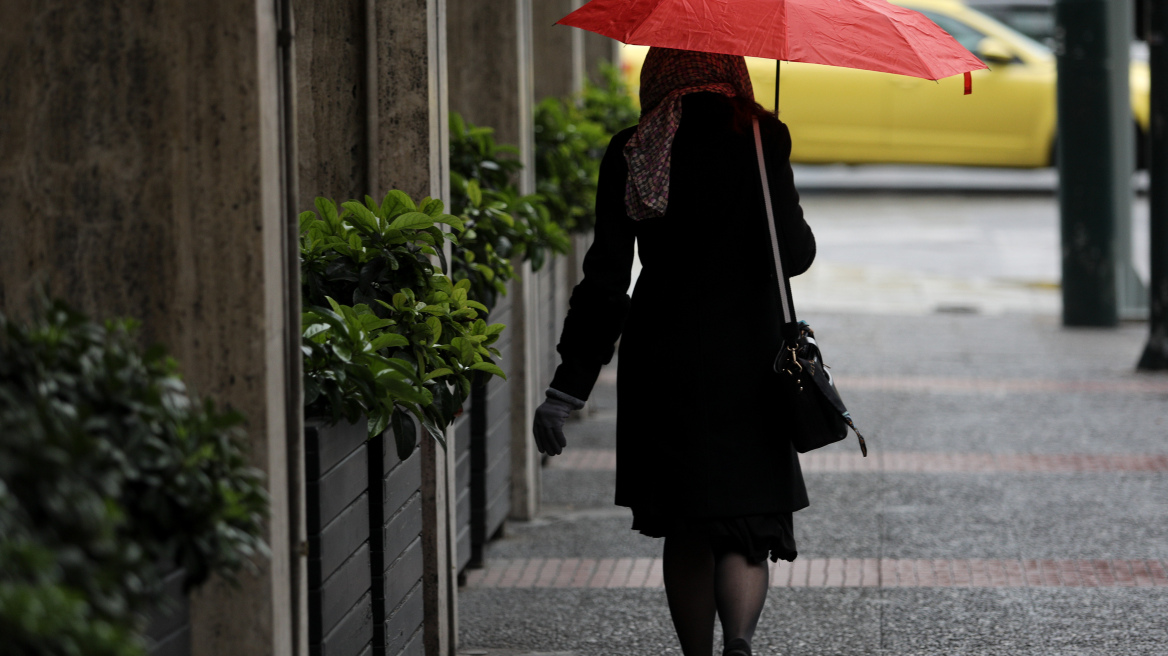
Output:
[631,509,798,564]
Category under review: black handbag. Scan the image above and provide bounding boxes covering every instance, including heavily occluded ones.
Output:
[752,118,867,457]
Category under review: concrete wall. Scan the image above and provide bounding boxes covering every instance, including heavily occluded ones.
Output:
[584,31,621,86]
[447,0,531,156]
[294,0,447,206]
[533,0,584,102]
[294,0,369,208]
[0,1,296,655]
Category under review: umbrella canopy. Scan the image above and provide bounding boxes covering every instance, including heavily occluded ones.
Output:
[557,0,987,83]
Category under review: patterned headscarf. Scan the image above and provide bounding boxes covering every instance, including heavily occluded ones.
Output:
[624,48,755,221]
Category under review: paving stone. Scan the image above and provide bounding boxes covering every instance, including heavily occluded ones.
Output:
[462,303,1168,655]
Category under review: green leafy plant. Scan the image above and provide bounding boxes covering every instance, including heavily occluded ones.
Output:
[534,60,640,234]
[534,96,608,234]
[580,60,640,136]
[299,192,506,458]
[448,112,569,310]
[0,299,269,656]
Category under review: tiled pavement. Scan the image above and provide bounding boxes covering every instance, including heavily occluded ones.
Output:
[467,557,1168,590]
[458,312,1168,656]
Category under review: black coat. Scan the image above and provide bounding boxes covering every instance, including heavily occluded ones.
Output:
[550,92,817,520]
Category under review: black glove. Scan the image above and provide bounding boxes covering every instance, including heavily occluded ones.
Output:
[533,389,584,456]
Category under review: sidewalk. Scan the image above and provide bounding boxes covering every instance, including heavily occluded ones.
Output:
[458,311,1168,656]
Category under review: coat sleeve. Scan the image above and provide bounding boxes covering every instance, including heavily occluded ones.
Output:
[767,120,816,277]
[548,131,637,401]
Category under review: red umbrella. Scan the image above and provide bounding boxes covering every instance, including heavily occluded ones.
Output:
[557,0,987,94]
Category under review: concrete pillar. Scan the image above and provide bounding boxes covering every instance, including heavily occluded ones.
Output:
[448,0,533,175]
[293,0,370,207]
[509,257,543,522]
[371,0,450,201]
[0,2,299,655]
[368,0,456,653]
[584,31,622,86]
[447,0,542,522]
[533,0,584,102]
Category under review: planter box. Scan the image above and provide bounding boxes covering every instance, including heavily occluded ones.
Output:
[305,419,374,656]
[373,428,424,656]
[304,416,427,656]
[470,289,514,566]
[452,404,473,576]
[145,568,190,656]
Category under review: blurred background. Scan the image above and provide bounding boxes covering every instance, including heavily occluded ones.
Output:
[620,0,1153,321]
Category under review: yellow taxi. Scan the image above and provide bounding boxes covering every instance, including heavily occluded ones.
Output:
[619,0,1150,168]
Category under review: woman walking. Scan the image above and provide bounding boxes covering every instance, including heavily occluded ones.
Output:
[532,47,816,656]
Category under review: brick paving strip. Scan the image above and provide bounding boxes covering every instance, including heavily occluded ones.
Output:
[464,558,1168,589]
[594,370,1168,395]
[548,449,1168,473]
[835,375,1168,395]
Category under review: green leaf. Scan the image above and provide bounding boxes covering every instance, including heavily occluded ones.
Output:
[420,197,445,217]
[425,316,443,343]
[422,367,454,381]
[370,332,409,351]
[468,361,506,379]
[391,408,417,460]
[299,211,318,233]
[416,411,448,450]
[331,342,353,362]
[383,357,424,383]
[369,411,390,439]
[378,376,430,405]
[381,190,418,218]
[450,337,475,363]
[467,179,483,207]
[388,212,436,231]
[315,197,339,223]
[302,323,331,340]
[342,201,379,232]
[437,213,465,232]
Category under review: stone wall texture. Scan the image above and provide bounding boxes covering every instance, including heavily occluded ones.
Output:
[532,0,581,102]
[447,0,525,148]
[0,2,293,654]
[294,0,370,209]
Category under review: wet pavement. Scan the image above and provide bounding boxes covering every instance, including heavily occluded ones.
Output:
[457,172,1168,656]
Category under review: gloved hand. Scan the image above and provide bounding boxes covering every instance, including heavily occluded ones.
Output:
[533,389,584,456]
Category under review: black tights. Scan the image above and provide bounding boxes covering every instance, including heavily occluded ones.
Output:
[662,533,770,656]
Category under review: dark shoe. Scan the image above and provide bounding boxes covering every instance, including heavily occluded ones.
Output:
[723,638,752,656]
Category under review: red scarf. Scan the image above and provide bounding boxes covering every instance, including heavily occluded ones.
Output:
[624,48,755,221]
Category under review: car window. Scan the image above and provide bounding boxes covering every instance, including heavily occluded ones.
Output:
[916,10,988,53]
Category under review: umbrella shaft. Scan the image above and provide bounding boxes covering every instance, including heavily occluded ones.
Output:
[774,61,781,116]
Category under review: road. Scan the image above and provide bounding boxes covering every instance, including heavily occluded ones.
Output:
[625,166,1151,317]
[789,166,1151,317]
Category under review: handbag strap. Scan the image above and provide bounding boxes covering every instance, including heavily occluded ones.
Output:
[752,117,796,325]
